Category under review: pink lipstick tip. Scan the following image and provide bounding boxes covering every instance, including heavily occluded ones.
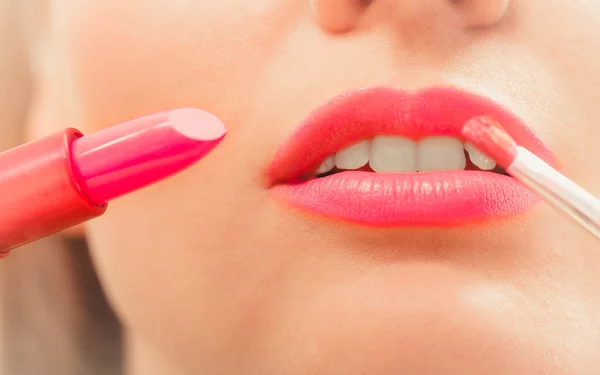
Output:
[169,108,227,141]
[72,108,227,204]
[462,116,517,169]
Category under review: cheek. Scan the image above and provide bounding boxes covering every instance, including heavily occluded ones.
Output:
[82,170,298,371]
[519,3,600,191]
[54,0,299,129]
[50,0,305,366]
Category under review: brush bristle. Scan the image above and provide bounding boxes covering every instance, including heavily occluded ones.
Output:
[461,116,518,169]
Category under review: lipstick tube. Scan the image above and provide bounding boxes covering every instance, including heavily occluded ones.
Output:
[0,128,106,253]
[0,108,227,256]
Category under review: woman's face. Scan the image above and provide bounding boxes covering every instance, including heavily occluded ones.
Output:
[46,1,600,373]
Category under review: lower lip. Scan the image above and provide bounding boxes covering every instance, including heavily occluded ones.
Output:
[273,171,538,226]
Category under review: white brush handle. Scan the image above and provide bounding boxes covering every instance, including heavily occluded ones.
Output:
[509,148,600,240]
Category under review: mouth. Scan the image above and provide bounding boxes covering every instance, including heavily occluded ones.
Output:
[267,86,557,227]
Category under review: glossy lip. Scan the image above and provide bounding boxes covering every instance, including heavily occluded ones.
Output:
[267,86,557,227]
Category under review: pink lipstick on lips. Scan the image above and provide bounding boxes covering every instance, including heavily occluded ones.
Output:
[268,87,557,227]
[0,108,226,256]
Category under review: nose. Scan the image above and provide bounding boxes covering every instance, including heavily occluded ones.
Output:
[310,0,509,33]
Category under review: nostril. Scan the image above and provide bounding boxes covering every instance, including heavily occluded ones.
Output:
[459,0,510,29]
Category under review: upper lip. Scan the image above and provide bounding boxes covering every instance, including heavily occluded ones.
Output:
[267,86,555,184]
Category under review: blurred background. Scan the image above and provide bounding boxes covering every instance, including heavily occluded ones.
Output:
[0,0,32,153]
[0,2,122,374]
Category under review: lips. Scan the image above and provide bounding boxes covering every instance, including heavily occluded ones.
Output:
[267,86,556,227]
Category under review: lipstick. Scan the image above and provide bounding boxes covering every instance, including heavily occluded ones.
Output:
[0,108,226,256]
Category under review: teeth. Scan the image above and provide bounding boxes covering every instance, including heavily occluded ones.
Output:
[464,142,497,171]
[315,136,499,176]
[369,136,417,173]
[335,140,370,170]
[315,155,335,175]
[417,136,466,172]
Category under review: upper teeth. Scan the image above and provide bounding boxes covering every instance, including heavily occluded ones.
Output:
[316,136,497,174]
[464,142,496,171]
[316,155,336,175]
[335,140,370,170]
[417,136,466,172]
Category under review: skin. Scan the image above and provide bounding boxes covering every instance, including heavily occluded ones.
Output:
[34,0,600,374]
